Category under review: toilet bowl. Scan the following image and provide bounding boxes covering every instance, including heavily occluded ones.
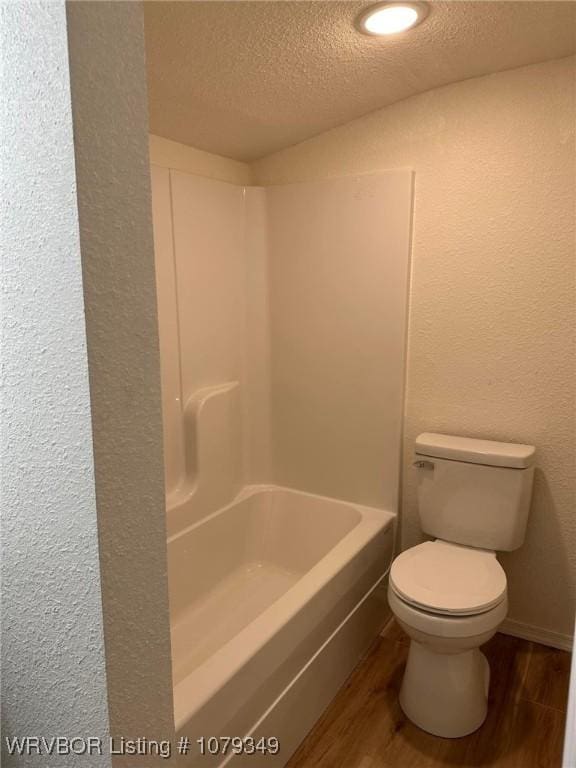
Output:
[388,539,508,738]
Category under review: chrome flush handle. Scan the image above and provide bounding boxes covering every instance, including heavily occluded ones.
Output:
[413,459,434,470]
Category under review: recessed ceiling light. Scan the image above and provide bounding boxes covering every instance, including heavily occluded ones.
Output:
[357,2,429,36]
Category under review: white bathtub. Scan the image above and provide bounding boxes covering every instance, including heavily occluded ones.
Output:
[168,485,395,766]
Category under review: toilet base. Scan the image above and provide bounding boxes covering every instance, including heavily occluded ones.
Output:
[399,640,490,738]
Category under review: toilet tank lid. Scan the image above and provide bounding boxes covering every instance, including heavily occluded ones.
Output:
[415,433,535,469]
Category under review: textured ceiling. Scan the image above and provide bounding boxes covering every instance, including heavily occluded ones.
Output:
[144,1,576,161]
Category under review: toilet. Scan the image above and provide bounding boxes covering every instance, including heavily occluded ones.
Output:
[389,432,535,738]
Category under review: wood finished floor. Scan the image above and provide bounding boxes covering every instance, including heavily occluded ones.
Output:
[287,622,571,768]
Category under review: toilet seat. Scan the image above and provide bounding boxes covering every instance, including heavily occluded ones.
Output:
[390,540,507,617]
[388,586,508,640]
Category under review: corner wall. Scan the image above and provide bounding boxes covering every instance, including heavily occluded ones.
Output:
[151,167,412,535]
[1,2,111,763]
[253,56,576,643]
[66,1,174,753]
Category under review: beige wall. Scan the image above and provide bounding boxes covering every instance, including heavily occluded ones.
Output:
[3,2,174,763]
[67,3,174,755]
[2,4,112,760]
[253,56,576,643]
[150,134,252,185]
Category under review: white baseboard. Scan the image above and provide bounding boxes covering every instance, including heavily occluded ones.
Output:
[500,618,573,652]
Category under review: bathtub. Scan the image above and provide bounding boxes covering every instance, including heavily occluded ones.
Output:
[168,485,395,766]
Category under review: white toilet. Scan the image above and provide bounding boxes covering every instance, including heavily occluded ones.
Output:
[388,432,535,739]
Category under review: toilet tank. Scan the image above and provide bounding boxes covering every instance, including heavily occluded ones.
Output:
[414,433,536,551]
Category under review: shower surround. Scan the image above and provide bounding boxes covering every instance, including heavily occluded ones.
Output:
[150,166,413,764]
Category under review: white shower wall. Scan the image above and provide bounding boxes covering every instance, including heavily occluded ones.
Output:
[150,165,413,527]
[152,167,270,515]
[267,173,413,512]
[151,166,184,496]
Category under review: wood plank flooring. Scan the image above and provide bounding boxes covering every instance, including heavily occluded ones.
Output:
[287,622,570,768]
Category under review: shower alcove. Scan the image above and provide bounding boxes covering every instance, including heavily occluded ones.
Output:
[151,164,413,765]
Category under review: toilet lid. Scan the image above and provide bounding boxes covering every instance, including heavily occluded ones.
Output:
[390,540,507,616]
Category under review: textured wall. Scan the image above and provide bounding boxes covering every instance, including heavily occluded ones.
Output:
[150,134,252,185]
[0,2,111,764]
[66,1,174,757]
[254,57,576,641]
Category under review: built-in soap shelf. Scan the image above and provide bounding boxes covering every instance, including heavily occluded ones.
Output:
[166,381,243,529]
